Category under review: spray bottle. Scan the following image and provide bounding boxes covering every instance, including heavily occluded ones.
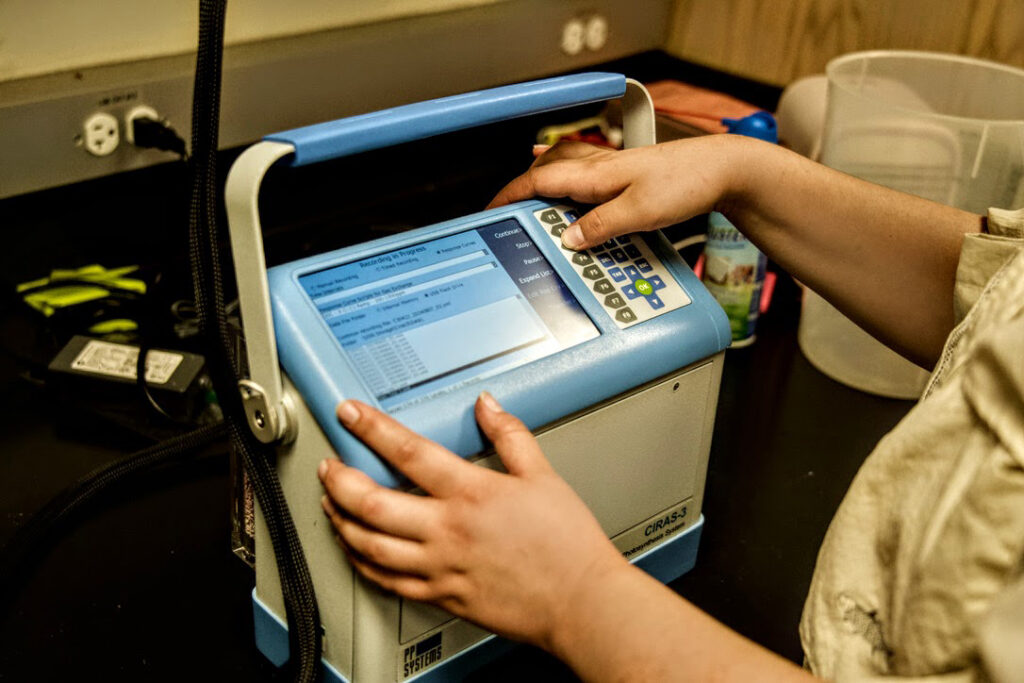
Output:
[700,111,778,346]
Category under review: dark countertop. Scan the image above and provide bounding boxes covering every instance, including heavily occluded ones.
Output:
[0,293,913,681]
[0,52,915,681]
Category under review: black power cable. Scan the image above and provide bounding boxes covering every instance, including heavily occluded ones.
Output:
[187,2,322,682]
[131,117,189,158]
[0,422,228,617]
[1,3,323,681]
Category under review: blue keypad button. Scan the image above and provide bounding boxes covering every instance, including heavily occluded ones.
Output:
[616,235,632,245]
[648,275,666,290]
[624,265,641,280]
[610,248,628,263]
[624,244,641,259]
[622,284,640,299]
[635,258,653,273]
[603,239,617,250]
[607,267,626,282]
[564,210,579,222]
[647,295,665,310]
[597,253,615,268]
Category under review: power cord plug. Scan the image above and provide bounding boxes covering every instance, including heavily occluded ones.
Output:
[126,106,188,159]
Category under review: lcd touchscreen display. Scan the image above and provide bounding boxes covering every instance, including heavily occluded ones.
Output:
[298,218,599,409]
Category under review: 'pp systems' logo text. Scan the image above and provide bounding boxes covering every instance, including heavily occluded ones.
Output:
[404,632,442,678]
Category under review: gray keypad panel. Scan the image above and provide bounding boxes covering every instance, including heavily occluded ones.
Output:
[533,206,691,329]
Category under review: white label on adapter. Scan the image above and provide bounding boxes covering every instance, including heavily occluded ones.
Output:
[71,340,183,385]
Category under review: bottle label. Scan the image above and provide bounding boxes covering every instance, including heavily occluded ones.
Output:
[702,212,766,342]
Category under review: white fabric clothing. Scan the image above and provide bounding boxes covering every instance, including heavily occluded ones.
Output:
[800,206,1024,682]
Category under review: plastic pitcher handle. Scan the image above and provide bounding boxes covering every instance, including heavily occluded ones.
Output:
[265,72,627,166]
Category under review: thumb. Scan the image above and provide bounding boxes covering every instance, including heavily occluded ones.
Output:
[560,194,640,250]
[474,392,551,478]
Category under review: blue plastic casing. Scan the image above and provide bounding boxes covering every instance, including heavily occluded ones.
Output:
[265,73,627,166]
[268,199,730,487]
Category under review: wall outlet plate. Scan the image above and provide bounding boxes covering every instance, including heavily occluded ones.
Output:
[82,111,119,156]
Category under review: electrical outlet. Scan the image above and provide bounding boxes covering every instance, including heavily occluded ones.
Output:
[82,112,120,156]
[561,18,586,56]
[585,15,609,51]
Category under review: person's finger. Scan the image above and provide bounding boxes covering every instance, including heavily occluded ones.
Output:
[486,169,541,209]
[340,544,439,603]
[321,496,433,575]
[487,142,613,209]
[336,400,479,498]
[530,140,607,165]
[318,459,438,540]
[561,192,646,250]
[474,392,552,478]
[489,161,626,213]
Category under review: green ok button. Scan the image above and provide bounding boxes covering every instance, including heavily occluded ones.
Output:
[635,278,654,296]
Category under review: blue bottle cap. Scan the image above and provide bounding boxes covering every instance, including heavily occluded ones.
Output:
[721,111,778,144]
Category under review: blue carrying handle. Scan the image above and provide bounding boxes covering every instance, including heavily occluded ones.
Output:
[265,72,627,166]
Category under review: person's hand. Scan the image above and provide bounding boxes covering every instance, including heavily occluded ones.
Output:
[487,136,748,250]
[317,392,628,651]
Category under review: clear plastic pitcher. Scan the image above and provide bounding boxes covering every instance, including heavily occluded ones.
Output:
[798,50,1024,398]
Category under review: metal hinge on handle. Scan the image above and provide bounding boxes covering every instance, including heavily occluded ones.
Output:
[224,74,655,445]
[239,379,298,444]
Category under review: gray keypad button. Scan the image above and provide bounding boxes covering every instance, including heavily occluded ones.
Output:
[572,252,594,266]
[550,223,567,237]
[593,278,614,295]
[604,293,626,309]
[582,265,602,280]
[616,307,637,323]
[539,209,562,224]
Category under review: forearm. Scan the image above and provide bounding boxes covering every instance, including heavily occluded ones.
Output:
[719,138,982,367]
[549,564,814,682]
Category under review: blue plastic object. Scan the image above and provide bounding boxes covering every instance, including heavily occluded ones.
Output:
[266,72,627,166]
[721,111,778,143]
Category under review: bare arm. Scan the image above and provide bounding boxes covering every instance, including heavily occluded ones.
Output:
[489,136,983,367]
[320,396,813,682]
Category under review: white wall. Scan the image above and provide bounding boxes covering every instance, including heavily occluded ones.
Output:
[0,0,504,82]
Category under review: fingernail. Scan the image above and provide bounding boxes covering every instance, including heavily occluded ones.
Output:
[561,224,583,249]
[479,391,503,413]
[320,494,332,514]
[318,459,328,480]
[338,400,360,427]
[532,144,550,154]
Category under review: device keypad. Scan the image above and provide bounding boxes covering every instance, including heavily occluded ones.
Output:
[533,205,691,328]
